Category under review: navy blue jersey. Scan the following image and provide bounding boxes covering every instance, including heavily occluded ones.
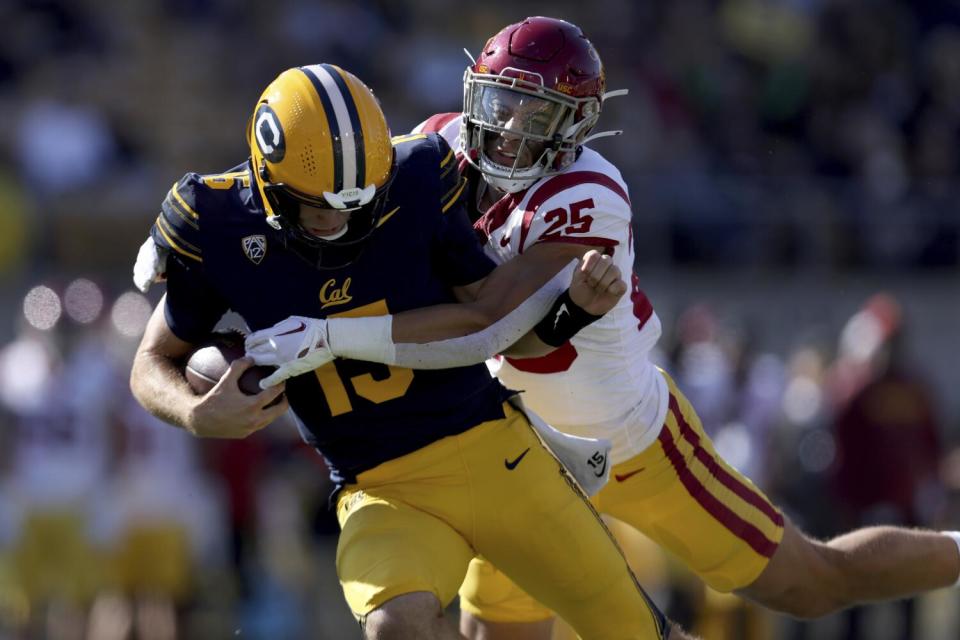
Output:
[151,133,510,483]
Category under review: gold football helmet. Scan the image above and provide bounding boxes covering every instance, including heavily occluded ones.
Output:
[248,64,395,264]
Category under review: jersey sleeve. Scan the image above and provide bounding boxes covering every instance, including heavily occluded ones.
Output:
[162,255,230,343]
[151,174,204,264]
[521,172,633,253]
[411,112,461,144]
[432,135,496,286]
[150,174,229,342]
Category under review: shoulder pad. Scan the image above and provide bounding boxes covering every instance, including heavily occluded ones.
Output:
[389,133,466,214]
[391,132,432,166]
[200,169,251,190]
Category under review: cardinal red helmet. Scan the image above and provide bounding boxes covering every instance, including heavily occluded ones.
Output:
[462,17,607,192]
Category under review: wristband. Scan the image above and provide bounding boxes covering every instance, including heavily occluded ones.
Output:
[533,289,602,347]
[326,315,396,364]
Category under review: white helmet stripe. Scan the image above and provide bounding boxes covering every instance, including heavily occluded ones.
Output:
[303,64,358,191]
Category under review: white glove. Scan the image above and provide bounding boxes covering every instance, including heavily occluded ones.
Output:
[133,237,168,293]
[245,316,334,388]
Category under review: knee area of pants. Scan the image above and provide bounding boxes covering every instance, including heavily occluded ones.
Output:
[362,610,424,639]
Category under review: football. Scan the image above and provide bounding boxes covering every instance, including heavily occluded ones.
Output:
[184,331,280,403]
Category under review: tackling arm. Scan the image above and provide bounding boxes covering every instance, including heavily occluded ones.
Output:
[246,244,625,384]
[475,242,622,358]
[383,241,620,358]
[392,241,593,342]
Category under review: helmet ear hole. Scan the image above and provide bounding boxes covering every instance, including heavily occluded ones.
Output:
[264,187,302,225]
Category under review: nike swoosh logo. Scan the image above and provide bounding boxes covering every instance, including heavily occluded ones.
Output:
[553,303,569,330]
[504,448,530,470]
[376,206,401,228]
[276,321,307,337]
[614,467,645,483]
[593,457,608,478]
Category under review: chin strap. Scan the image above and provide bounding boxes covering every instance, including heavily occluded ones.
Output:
[582,129,623,145]
[602,88,629,101]
[580,88,629,146]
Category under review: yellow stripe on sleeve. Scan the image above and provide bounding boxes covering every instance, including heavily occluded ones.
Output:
[391,133,427,145]
[439,146,454,168]
[170,182,200,219]
[375,206,401,228]
[164,197,199,230]
[441,177,467,213]
[155,215,202,262]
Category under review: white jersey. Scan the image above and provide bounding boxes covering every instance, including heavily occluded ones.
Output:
[0,336,111,506]
[96,394,225,557]
[415,114,669,463]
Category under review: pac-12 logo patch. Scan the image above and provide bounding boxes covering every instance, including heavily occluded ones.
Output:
[242,235,267,264]
[254,104,285,162]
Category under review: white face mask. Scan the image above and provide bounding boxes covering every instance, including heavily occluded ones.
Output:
[466,83,566,192]
[478,155,543,193]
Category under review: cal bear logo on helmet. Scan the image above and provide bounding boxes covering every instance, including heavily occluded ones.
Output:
[254,104,285,162]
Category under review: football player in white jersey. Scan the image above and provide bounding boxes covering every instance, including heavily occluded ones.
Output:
[413,16,960,640]
[0,326,113,634]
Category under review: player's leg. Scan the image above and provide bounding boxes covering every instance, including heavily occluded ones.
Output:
[648,370,960,617]
[461,404,696,640]
[458,560,696,640]
[460,612,551,640]
[595,375,787,597]
[458,557,554,639]
[602,371,960,620]
[364,592,461,640]
[115,524,189,640]
[737,520,960,618]
[335,485,474,639]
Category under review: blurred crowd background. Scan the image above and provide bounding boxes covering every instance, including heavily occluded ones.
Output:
[1,0,960,638]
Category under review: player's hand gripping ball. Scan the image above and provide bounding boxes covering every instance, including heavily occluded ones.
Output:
[184,331,282,406]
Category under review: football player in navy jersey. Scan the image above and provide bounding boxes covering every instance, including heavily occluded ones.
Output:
[130,64,694,639]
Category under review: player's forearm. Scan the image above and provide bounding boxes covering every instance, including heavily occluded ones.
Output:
[326,264,573,368]
[387,252,562,344]
[502,286,607,359]
[130,350,200,431]
[130,296,204,431]
[390,303,494,343]
[500,332,554,358]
